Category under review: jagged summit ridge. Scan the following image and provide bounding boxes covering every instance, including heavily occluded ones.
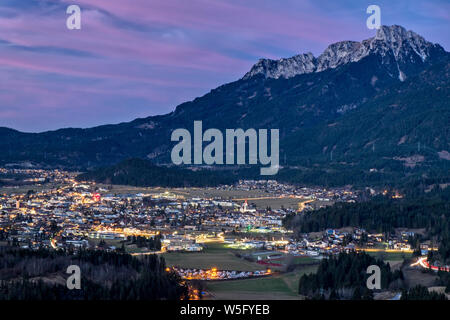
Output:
[247,52,316,80]
[243,25,446,80]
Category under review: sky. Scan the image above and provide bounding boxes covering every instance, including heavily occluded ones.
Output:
[0,0,449,132]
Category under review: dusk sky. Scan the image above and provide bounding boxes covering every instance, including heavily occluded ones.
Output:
[1,0,449,132]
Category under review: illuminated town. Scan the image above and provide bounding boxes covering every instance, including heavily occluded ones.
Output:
[0,167,438,284]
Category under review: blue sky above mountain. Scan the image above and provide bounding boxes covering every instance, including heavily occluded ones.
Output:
[0,0,449,132]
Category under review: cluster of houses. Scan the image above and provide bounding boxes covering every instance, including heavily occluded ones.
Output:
[171,267,271,281]
[282,228,431,258]
[218,180,358,203]
[162,234,203,252]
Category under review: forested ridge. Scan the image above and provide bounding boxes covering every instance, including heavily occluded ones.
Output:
[77,158,238,187]
[0,247,187,300]
[285,185,450,272]
[284,186,450,237]
[298,251,404,300]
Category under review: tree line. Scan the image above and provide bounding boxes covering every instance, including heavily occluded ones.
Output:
[127,235,162,251]
[0,246,187,300]
[298,251,403,300]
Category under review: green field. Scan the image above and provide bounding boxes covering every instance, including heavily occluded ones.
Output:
[99,184,311,210]
[206,265,318,300]
[366,251,412,261]
[162,243,264,271]
[162,242,323,273]
[0,182,62,195]
[290,256,321,265]
[161,241,321,300]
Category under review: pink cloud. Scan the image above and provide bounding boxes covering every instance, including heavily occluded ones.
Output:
[60,0,360,46]
[1,0,447,132]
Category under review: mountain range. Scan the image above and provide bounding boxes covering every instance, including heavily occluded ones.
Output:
[1,25,449,186]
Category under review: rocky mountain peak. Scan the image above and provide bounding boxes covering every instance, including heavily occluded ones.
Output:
[316,40,363,72]
[243,52,316,80]
[370,25,436,62]
[242,25,446,80]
